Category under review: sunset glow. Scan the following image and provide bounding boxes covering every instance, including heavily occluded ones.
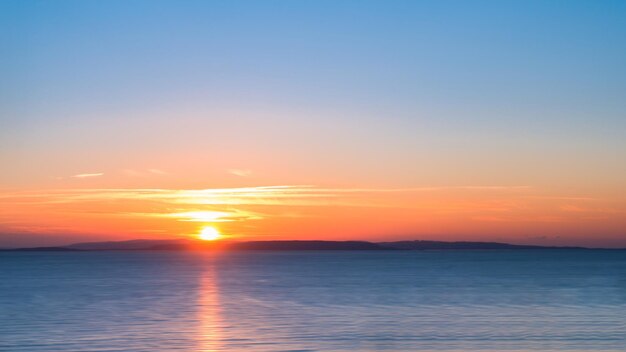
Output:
[1,184,624,247]
[198,227,221,241]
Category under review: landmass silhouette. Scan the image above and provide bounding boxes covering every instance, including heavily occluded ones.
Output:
[3,239,616,251]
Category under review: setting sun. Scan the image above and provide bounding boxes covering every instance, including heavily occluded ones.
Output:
[198,227,221,241]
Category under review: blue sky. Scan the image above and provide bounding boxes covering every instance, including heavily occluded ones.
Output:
[3,0,625,120]
[2,0,625,185]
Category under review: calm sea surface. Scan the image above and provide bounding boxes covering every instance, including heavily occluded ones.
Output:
[1,250,626,351]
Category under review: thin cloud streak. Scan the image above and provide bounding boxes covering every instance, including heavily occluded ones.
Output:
[71,173,104,178]
[0,185,533,207]
[228,169,252,177]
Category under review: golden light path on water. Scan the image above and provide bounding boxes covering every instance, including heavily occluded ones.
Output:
[197,265,223,352]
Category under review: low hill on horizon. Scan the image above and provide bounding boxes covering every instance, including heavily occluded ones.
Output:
[0,239,608,251]
[70,239,390,251]
[66,239,188,250]
[378,240,586,250]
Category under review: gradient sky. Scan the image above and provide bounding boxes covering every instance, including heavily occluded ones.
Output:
[1,0,625,247]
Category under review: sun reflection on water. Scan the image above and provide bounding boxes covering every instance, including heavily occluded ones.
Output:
[197,265,223,352]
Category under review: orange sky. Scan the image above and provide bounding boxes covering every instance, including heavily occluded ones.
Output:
[1,182,625,247]
[1,107,624,247]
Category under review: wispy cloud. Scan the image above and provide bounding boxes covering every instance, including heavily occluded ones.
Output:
[0,185,533,209]
[131,209,265,222]
[71,173,104,178]
[228,169,252,177]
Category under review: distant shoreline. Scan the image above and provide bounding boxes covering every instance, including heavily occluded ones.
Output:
[2,239,624,252]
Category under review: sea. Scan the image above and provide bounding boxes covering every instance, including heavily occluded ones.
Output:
[1,250,625,351]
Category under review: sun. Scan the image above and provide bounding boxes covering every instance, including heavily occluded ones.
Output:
[198,226,221,241]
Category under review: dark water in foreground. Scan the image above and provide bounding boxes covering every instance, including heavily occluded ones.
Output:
[1,250,626,351]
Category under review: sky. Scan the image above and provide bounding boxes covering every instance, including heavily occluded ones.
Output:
[1,0,625,247]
